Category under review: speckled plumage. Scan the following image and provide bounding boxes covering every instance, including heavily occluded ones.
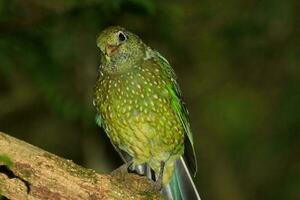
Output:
[93,26,197,189]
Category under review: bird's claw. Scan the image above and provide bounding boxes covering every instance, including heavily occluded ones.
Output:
[111,162,130,177]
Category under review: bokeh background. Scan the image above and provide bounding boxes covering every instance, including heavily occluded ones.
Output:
[0,0,299,199]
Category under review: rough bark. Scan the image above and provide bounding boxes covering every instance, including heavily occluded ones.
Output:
[0,132,164,200]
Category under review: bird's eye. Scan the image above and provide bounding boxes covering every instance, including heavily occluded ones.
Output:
[118,32,127,42]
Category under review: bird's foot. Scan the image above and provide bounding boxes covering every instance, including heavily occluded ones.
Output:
[147,161,165,191]
[111,162,131,178]
[153,179,163,191]
[154,161,165,190]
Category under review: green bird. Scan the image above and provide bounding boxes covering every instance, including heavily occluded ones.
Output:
[94,26,200,200]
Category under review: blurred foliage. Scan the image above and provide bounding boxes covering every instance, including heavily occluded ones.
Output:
[0,0,299,199]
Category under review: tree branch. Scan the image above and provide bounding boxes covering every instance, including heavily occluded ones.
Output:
[0,132,163,199]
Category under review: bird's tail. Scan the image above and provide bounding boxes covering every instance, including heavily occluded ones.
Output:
[162,157,201,200]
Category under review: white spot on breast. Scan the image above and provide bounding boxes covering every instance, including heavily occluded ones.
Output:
[150,101,155,107]
[128,105,132,111]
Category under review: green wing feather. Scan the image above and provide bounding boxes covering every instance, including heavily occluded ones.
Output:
[153,50,197,175]
[95,114,103,127]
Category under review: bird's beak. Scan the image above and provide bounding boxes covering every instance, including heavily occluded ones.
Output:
[105,45,119,57]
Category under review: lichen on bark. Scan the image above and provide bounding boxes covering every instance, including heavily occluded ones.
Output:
[0,131,164,199]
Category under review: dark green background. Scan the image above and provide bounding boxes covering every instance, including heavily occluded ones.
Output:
[0,0,299,199]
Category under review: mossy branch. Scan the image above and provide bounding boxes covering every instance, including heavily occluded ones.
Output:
[0,132,164,200]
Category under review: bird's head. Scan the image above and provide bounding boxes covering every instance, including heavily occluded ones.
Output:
[97,26,146,73]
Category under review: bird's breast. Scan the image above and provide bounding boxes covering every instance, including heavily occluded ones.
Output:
[94,65,184,158]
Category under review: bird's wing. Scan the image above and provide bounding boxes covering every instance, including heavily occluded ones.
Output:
[153,50,197,176]
[95,114,103,127]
